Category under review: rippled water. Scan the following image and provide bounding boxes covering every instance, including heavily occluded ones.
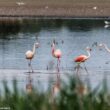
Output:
[0,18,110,91]
[0,19,110,70]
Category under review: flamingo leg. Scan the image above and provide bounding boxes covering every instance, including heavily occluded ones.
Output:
[83,63,89,74]
[57,68,61,81]
[73,63,80,77]
[73,64,81,82]
[28,60,31,73]
[57,58,60,78]
[56,59,59,78]
[29,60,34,73]
[76,64,80,77]
[74,63,83,71]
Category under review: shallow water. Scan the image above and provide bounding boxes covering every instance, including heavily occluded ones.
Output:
[0,19,110,91]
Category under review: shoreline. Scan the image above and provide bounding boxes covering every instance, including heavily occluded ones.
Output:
[0,16,109,20]
[0,1,109,19]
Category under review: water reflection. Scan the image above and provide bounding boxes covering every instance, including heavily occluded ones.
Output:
[51,74,61,102]
[0,19,105,38]
[26,74,33,93]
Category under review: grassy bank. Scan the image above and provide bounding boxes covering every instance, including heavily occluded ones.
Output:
[0,75,110,110]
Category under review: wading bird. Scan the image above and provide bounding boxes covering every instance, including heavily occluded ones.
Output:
[16,1,25,6]
[25,42,39,73]
[51,41,62,73]
[98,43,110,52]
[74,47,91,75]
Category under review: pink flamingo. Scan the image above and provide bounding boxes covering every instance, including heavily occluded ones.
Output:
[51,41,62,73]
[74,47,91,75]
[25,42,39,73]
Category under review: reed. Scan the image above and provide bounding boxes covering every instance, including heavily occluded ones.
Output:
[0,75,109,110]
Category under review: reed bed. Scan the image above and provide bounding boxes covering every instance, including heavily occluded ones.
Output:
[0,74,109,110]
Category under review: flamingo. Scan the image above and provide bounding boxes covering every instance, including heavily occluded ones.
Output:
[74,47,91,75]
[25,42,39,73]
[51,41,62,73]
[98,43,110,52]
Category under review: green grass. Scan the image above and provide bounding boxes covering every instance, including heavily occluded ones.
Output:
[0,75,110,110]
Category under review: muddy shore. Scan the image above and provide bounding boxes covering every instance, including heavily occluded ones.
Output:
[0,1,110,18]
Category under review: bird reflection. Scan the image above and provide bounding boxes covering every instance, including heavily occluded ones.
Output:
[26,74,33,93]
[51,74,61,102]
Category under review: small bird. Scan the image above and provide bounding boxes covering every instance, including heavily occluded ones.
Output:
[93,6,97,10]
[104,21,110,25]
[74,47,91,75]
[104,21,110,28]
[16,1,25,6]
[25,42,39,73]
[51,40,62,73]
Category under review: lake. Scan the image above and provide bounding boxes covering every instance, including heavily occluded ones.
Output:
[0,18,110,92]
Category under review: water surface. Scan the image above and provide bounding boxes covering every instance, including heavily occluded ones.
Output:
[0,19,110,91]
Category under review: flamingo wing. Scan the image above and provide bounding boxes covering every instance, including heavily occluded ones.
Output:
[25,50,34,59]
[74,55,88,62]
[54,49,62,58]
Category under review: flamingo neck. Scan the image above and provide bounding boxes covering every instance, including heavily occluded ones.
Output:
[32,43,36,55]
[86,50,91,58]
[104,44,110,53]
[52,43,55,55]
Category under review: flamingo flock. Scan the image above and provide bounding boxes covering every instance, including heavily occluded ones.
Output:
[25,41,110,74]
[25,41,110,97]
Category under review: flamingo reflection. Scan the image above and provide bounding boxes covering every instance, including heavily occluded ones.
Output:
[51,74,61,102]
[26,74,33,94]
